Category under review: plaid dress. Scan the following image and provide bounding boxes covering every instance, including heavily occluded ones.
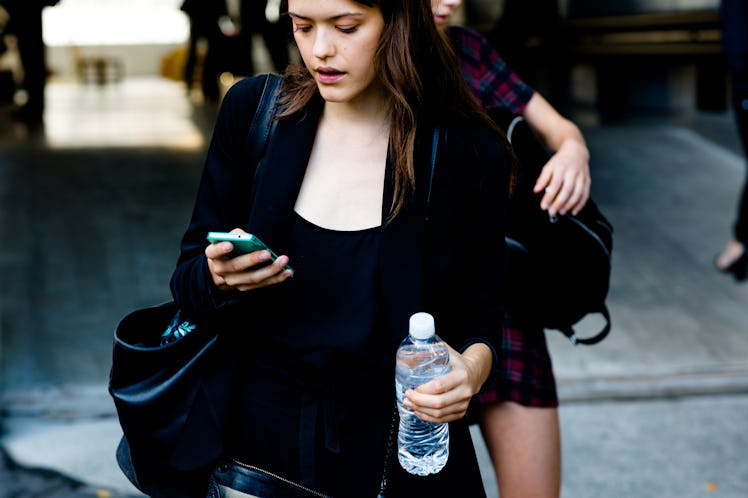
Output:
[448,25,558,408]
[446,25,534,115]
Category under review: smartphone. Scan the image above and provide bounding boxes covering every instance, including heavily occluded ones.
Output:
[206,232,292,272]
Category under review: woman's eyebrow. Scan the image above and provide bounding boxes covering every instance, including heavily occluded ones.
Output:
[288,12,364,21]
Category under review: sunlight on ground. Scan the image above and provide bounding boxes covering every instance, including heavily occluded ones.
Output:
[42,76,205,149]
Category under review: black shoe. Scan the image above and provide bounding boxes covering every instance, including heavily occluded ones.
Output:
[715,249,748,282]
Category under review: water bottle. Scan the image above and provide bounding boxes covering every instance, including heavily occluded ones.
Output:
[395,312,450,476]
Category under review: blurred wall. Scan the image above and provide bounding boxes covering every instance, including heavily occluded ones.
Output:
[464,0,503,33]
[43,0,187,79]
[47,44,184,80]
[566,0,718,17]
[461,0,724,114]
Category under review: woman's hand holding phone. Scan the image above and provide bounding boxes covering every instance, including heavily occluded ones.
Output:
[205,229,293,292]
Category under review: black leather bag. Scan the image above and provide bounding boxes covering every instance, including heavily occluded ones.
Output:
[494,111,613,345]
[110,302,234,497]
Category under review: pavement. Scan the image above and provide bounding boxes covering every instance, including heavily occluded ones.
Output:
[1,76,748,498]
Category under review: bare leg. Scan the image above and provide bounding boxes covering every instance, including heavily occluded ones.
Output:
[479,401,561,498]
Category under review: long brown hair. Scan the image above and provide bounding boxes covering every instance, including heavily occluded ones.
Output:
[277,0,509,219]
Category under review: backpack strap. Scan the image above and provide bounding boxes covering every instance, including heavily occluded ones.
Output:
[426,127,439,218]
[558,306,611,346]
[247,73,283,170]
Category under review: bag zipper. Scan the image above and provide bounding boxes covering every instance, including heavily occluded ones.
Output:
[227,458,332,498]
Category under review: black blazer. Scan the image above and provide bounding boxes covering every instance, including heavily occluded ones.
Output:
[171,74,509,362]
[169,75,510,496]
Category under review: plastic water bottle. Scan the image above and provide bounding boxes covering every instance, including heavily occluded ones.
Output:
[395,312,450,476]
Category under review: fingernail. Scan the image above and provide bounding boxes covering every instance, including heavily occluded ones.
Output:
[259,251,271,260]
[403,399,413,409]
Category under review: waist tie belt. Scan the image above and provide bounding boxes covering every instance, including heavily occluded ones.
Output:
[244,358,389,490]
[298,387,345,487]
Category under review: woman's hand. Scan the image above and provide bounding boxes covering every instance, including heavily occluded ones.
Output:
[534,138,591,217]
[521,93,591,217]
[402,343,492,424]
[206,228,293,292]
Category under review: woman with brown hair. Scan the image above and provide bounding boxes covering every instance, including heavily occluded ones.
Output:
[170,0,511,495]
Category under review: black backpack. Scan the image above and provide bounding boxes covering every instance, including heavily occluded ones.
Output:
[494,111,613,345]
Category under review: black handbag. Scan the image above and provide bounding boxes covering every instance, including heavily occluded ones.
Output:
[110,303,234,497]
[493,111,613,345]
[109,73,284,497]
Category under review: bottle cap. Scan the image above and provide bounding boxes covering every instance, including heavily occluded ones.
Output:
[409,312,435,340]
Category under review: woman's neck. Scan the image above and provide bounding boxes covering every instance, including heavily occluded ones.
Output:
[322,86,390,130]
[295,85,391,231]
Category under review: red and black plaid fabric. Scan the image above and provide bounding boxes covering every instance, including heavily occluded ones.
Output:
[478,321,559,408]
[446,25,535,116]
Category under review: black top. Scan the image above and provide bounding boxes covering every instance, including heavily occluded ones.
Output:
[229,213,395,495]
[249,212,389,377]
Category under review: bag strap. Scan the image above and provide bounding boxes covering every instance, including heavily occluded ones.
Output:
[247,73,283,170]
[425,127,440,221]
[558,305,611,346]
[427,127,439,204]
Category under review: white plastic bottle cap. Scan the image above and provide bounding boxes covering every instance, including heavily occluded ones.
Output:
[409,312,435,340]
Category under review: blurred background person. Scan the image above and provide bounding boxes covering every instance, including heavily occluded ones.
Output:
[715,0,748,282]
[181,0,224,100]
[246,0,289,74]
[181,0,245,102]
[0,0,60,124]
[181,0,290,102]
